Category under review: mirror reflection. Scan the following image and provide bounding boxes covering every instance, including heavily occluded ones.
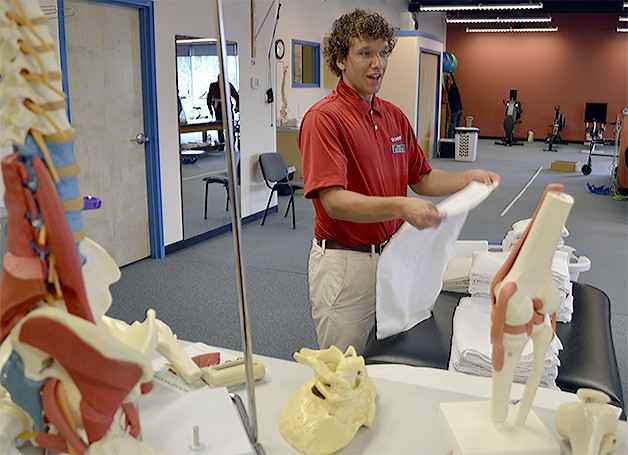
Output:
[175,35,239,240]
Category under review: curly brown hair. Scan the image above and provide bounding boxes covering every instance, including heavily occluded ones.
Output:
[323,8,397,78]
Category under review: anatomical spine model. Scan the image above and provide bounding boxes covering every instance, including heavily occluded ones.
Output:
[279,346,377,455]
[490,184,573,426]
[0,1,199,453]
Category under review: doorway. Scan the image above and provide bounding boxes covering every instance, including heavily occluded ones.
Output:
[417,50,441,160]
[175,37,239,241]
[60,0,162,265]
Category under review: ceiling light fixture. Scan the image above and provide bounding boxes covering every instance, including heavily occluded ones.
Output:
[619,16,628,21]
[175,38,218,45]
[466,26,558,32]
[420,2,543,12]
[624,2,628,7]
[618,27,628,32]
[447,16,551,24]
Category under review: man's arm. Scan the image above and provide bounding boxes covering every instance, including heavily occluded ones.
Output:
[206,90,214,115]
[410,168,500,197]
[229,83,240,110]
[318,187,444,230]
[318,168,499,231]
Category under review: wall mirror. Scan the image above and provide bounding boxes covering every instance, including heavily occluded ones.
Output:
[292,39,320,88]
[175,35,239,241]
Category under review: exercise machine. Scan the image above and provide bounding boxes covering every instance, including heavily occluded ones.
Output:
[618,112,628,196]
[582,121,604,175]
[582,102,609,175]
[495,89,524,146]
[544,105,566,151]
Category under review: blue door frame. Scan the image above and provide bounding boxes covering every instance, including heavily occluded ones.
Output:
[57,0,165,259]
[417,47,442,160]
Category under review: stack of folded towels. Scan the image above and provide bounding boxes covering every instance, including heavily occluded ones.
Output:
[467,250,573,323]
[448,296,563,390]
[447,218,574,389]
[502,217,569,252]
[442,257,473,293]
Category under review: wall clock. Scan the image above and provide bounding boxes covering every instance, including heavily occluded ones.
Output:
[274,39,285,60]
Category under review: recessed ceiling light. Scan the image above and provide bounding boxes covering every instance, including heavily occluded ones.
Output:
[421,3,543,12]
[176,38,218,45]
[447,16,551,24]
[466,26,558,33]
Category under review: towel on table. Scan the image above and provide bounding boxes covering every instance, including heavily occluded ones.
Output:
[502,218,569,252]
[449,296,562,390]
[442,257,473,293]
[467,251,510,298]
[376,182,496,339]
[467,250,573,323]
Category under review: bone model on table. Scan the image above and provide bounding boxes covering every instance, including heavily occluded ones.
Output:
[0,1,200,453]
[490,183,574,426]
[555,388,618,455]
[279,346,377,455]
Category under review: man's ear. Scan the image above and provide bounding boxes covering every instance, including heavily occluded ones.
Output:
[336,58,346,72]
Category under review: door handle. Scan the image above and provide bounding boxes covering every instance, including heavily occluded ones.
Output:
[131,132,149,145]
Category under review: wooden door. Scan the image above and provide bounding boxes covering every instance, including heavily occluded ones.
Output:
[418,51,439,159]
[64,0,150,266]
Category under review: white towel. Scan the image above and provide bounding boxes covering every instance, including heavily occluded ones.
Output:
[467,251,511,297]
[466,249,573,322]
[512,218,569,239]
[502,218,569,252]
[449,296,562,390]
[376,182,496,339]
[442,257,472,293]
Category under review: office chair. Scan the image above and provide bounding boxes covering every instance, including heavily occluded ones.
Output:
[202,159,240,218]
[258,153,304,229]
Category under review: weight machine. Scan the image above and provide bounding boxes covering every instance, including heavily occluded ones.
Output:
[544,105,566,151]
[495,89,524,146]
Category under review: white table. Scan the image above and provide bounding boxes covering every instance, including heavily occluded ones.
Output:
[145,344,627,455]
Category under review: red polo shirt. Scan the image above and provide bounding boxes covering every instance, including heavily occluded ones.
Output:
[299,79,432,247]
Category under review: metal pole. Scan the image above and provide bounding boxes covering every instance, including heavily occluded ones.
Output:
[212,1,263,453]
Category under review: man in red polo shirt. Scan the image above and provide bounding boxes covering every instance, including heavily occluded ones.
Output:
[298,8,500,354]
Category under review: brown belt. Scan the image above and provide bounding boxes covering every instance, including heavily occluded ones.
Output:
[316,239,388,254]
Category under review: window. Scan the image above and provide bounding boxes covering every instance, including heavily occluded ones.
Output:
[292,40,320,88]
[175,38,238,120]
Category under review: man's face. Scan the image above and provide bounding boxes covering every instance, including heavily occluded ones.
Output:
[336,37,389,104]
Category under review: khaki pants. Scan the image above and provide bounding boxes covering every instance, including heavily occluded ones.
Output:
[308,239,380,355]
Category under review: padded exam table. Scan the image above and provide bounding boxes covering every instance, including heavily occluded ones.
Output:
[363,281,626,419]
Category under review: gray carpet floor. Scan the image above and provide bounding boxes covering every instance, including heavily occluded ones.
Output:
[109,139,627,413]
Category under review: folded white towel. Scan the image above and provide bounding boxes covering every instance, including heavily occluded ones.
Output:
[442,257,472,293]
[449,296,562,390]
[512,218,569,239]
[467,251,509,297]
[466,250,573,322]
[502,218,569,252]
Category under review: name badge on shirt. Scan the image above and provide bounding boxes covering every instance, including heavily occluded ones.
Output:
[391,132,406,154]
[392,144,406,154]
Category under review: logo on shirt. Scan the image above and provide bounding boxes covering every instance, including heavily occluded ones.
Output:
[391,132,405,154]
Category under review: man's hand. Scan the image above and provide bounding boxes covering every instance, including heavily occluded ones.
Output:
[400,197,445,230]
[465,169,500,187]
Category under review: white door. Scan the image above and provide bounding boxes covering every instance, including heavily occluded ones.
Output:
[64,0,150,266]
[418,51,439,160]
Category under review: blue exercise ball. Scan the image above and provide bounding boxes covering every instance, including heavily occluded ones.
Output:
[443,51,457,73]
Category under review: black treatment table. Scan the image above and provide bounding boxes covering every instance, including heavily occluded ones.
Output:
[363,282,626,419]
